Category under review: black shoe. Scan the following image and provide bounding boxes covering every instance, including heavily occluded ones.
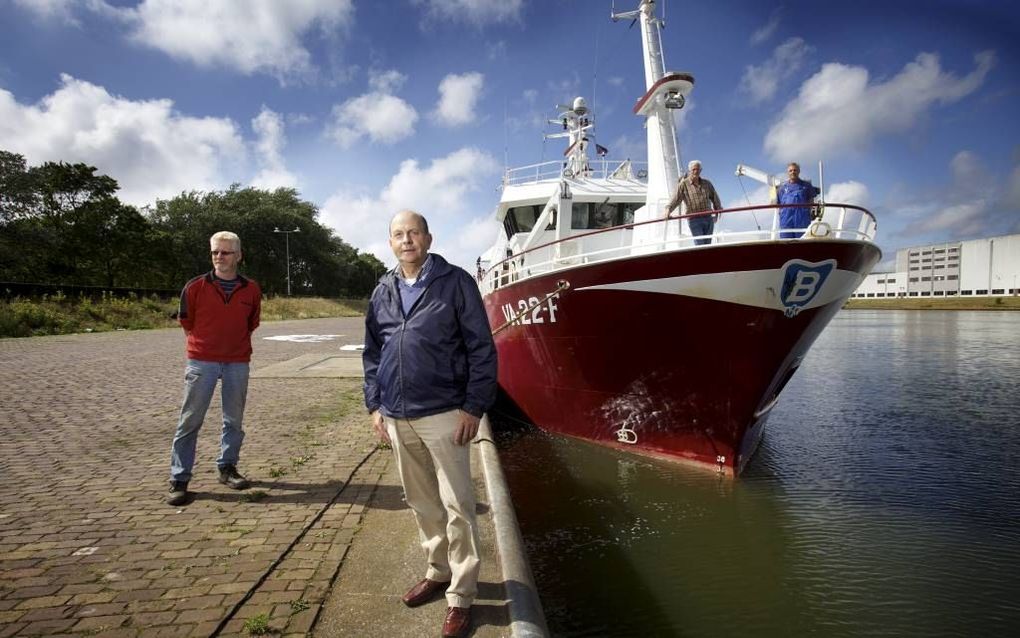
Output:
[167,480,189,506]
[218,465,250,490]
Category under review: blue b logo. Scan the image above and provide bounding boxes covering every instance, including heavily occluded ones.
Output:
[781,259,835,317]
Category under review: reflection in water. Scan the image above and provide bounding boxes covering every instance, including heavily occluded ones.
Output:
[496,311,1020,637]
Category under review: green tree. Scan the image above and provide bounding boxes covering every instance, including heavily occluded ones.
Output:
[148,185,385,296]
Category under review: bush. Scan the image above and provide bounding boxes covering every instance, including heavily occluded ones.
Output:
[0,294,368,338]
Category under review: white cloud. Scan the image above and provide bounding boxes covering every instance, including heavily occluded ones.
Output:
[369,69,407,93]
[111,0,354,82]
[250,107,297,190]
[899,151,992,238]
[412,0,523,27]
[487,41,507,61]
[319,147,501,268]
[904,201,987,236]
[750,8,782,45]
[326,93,418,148]
[764,51,996,162]
[13,0,79,24]
[739,37,812,104]
[433,72,484,127]
[826,180,869,206]
[0,74,245,207]
[1006,165,1020,211]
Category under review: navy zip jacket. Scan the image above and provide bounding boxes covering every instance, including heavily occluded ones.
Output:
[363,253,497,420]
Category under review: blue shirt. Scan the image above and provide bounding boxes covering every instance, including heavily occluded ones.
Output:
[396,254,435,316]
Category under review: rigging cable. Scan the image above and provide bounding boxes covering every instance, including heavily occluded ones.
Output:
[737,175,763,230]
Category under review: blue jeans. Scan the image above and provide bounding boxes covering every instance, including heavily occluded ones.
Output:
[689,215,715,245]
[169,360,249,482]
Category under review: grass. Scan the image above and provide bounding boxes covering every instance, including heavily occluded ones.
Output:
[261,296,367,321]
[0,293,367,338]
[845,296,1020,310]
[243,613,271,635]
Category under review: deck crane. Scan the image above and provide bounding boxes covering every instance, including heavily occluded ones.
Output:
[734,163,781,204]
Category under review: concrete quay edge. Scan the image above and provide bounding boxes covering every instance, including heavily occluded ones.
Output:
[477,416,550,638]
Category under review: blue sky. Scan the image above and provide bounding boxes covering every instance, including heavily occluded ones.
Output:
[2,0,1018,272]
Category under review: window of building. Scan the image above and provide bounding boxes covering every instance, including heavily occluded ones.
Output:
[976,289,988,295]
[909,277,919,282]
[921,276,931,281]
[947,275,958,280]
[934,291,945,296]
[866,293,875,298]
[921,291,931,296]
[992,289,1005,295]
[947,290,958,296]
[922,258,932,263]
[886,278,896,283]
[961,290,972,296]
[909,292,918,297]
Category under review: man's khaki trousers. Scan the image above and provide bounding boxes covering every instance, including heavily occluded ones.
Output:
[385,409,480,608]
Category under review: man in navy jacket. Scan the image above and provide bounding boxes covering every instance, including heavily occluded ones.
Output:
[363,210,497,638]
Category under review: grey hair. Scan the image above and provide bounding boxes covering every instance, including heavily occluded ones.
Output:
[210,231,241,251]
[688,160,702,170]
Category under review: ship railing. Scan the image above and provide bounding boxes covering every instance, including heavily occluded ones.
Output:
[480,202,877,294]
[502,159,649,187]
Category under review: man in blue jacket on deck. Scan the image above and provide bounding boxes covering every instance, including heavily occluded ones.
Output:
[777,162,821,239]
[363,209,497,638]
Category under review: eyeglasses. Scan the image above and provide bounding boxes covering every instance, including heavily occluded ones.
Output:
[210,250,236,256]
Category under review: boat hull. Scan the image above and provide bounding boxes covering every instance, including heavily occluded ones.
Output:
[483,240,881,475]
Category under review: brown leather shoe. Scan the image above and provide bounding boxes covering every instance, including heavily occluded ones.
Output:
[442,606,471,637]
[401,578,450,607]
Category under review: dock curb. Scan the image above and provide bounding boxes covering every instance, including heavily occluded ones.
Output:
[477,415,550,638]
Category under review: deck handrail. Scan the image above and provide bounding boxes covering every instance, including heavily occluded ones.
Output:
[480,202,877,294]
[503,159,649,186]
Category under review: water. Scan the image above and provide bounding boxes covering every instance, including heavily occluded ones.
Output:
[494,310,1020,637]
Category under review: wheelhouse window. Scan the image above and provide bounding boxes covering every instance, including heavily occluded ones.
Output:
[503,205,542,236]
[570,201,641,229]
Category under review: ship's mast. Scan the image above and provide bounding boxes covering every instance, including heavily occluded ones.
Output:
[546,97,594,178]
[613,0,688,228]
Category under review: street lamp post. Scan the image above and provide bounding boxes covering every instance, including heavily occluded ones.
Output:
[273,226,300,296]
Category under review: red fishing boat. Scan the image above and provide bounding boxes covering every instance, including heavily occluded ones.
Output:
[478,0,880,475]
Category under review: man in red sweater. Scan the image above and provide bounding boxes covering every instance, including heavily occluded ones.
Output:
[167,231,262,506]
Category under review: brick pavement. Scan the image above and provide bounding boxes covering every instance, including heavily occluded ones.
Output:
[0,318,411,637]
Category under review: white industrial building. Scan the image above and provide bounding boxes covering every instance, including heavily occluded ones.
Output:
[852,232,1020,298]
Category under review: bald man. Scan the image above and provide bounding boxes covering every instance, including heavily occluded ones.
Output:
[362,210,497,638]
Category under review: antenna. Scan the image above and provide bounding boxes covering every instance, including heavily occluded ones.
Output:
[592,15,600,136]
